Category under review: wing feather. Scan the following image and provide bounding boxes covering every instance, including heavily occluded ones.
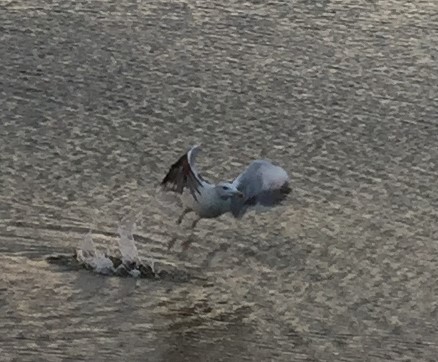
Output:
[161,145,208,201]
[230,160,290,218]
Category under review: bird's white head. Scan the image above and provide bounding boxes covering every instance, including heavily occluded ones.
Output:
[215,182,244,200]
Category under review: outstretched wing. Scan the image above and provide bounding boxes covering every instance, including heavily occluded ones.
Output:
[161,145,209,201]
[230,160,291,219]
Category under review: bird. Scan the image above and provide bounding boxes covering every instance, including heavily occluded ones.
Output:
[160,145,291,231]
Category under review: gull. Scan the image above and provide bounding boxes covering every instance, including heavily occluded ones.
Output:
[160,145,291,230]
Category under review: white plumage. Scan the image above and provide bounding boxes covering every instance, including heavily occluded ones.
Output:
[161,145,291,228]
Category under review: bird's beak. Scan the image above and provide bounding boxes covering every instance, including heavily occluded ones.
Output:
[235,191,244,198]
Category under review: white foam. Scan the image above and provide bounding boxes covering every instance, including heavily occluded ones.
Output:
[129,269,141,278]
[87,251,115,275]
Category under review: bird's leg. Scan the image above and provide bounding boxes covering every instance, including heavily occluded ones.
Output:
[176,208,192,225]
[167,237,177,250]
[191,217,201,229]
[181,218,201,251]
[181,235,194,251]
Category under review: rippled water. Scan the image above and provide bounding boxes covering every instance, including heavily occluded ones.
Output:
[1,0,438,361]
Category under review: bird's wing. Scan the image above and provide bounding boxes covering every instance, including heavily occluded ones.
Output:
[161,145,210,201]
[230,160,290,219]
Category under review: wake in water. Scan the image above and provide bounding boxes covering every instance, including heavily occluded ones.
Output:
[47,223,190,280]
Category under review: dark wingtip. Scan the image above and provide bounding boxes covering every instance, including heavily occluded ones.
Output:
[160,173,171,186]
[281,182,291,195]
[160,152,190,194]
[160,170,172,189]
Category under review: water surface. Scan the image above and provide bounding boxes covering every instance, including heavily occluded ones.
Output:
[1,0,438,361]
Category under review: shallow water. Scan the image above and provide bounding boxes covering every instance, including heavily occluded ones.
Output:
[1,0,438,361]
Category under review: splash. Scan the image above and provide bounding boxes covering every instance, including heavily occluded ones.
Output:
[46,224,192,281]
[74,226,153,278]
[76,231,114,275]
[116,223,140,264]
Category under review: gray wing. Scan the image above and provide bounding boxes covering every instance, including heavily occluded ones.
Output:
[161,145,209,201]
[230,160,291,219]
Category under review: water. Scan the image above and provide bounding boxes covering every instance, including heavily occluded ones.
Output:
[1,0,438,361]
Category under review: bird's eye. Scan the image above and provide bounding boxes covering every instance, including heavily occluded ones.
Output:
[222,186,229,190]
